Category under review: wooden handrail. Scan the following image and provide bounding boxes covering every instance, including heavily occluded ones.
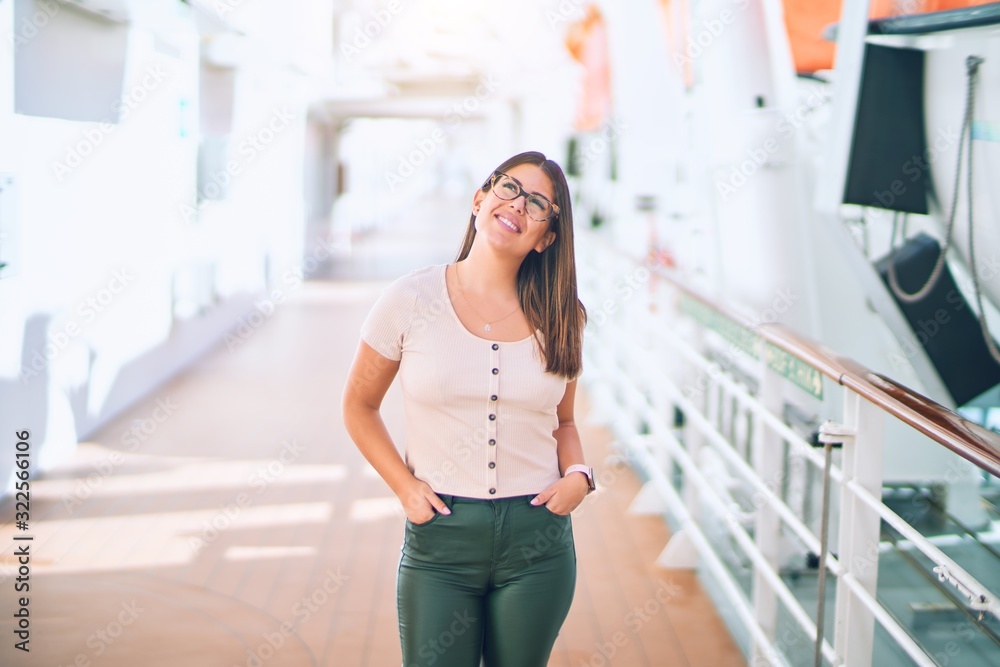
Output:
[601,246,1000,479]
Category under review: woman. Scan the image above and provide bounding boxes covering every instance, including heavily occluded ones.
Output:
[342,151,592,667]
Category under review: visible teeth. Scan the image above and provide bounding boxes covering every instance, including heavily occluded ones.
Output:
[497,215,519,232]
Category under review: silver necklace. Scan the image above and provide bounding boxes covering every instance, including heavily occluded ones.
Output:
[454,264,520,332]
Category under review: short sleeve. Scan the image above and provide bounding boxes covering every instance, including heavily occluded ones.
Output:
[360,277,416,361]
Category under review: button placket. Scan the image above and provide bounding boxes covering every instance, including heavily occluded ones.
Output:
[487,342,500,494]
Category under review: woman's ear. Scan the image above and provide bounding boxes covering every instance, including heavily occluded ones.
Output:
[472,188,486,214]
[535,230,556,253]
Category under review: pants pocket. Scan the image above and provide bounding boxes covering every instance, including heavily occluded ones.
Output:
[512,505,573,568]
[404,493,454,528]
[407,511,444,528]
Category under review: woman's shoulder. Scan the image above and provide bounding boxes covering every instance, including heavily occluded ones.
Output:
[399,263,445,283]
[362,265,445,344]
[378,263,445,301]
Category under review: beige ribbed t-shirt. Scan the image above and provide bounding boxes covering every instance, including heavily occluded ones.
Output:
[360,263,569,499]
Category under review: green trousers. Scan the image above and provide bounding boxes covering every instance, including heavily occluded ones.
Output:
[397,493,577,667]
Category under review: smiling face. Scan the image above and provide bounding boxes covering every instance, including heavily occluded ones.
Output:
[471,162,557,258]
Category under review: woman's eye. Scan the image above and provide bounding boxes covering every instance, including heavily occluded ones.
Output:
[501,181,518,193]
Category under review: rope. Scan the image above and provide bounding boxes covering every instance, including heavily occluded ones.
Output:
[886,55,980,303]
[962,56,1000,365]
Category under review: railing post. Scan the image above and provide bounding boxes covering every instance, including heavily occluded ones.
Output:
[750,366,784,665]
[647,284,674,476]
[832,390,885,667]
[681,410,703,526]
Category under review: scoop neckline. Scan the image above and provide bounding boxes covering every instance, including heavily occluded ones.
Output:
[440,264,537,345]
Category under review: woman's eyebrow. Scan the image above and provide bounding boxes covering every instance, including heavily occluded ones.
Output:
[509,174,553,200]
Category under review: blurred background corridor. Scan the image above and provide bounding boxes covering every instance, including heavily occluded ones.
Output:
[2,0,1000,665]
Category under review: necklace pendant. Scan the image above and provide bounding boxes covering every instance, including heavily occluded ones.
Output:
[483,323,491,332]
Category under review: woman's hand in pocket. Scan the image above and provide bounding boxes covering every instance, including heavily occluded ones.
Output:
[399,478,450,524]
[529,473,590,515]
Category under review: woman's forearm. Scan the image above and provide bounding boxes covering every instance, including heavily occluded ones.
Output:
[554,421,585,475]
[344,405,415,497]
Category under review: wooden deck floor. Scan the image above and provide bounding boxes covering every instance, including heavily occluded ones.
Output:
[0,275,745,667]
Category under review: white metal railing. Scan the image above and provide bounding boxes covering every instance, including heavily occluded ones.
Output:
[577,233,1000,667]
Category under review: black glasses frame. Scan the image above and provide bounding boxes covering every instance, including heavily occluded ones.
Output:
[490,172,560,222]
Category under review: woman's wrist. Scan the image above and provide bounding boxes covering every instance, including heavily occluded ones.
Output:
[563,464,595,493]
[562,471,591,498]
[388,470,421,502]
[570,472,590,492]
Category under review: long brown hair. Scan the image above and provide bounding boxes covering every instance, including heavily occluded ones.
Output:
[455,151,587,380]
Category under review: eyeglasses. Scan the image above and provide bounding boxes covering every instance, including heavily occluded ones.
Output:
[490,172,560,222]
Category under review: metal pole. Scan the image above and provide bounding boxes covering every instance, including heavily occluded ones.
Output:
[814,437,835,667]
